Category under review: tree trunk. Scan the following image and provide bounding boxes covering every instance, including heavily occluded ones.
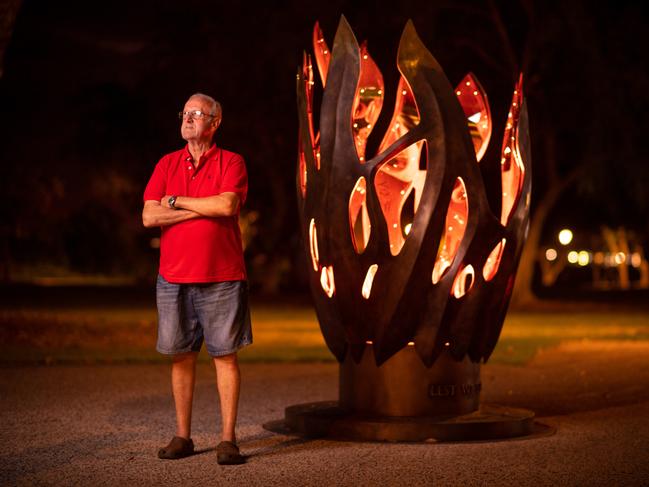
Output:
[511,167,581,307]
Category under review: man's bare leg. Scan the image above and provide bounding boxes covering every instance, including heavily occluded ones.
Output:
[213,353,240,442]
[172,351,198,439]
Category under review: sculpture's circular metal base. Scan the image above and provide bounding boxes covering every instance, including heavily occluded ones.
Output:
[264,401,551,442]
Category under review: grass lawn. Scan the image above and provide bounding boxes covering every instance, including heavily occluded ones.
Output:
[1,302,648,366]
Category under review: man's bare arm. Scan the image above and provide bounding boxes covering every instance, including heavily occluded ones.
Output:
[142,200,200,228]
[161,192,240,217]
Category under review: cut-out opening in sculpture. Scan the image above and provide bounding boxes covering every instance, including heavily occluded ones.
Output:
[298,138,307,198]
[320,265,335,297]
[455,73,491,162]
[432,177,469,284]
[452,264,475,298]
[374,140,427,256]
[400,189,415,238]
[313,22,331,87]
[379,76,420,152]
[501,77,525,225]
[361,264,378,299]
[309,218,319,271]
[301,51,320,172]
[349,177,371,254]
[483,238,506,281]
[351,43,384,163]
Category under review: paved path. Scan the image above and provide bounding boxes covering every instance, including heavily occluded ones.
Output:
[1,343,648,486]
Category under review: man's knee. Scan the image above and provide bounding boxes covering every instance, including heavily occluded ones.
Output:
[213,352,238,367]
[172,351,199,364]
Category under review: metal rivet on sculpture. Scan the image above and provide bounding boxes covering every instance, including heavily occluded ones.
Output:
[283,17,534,441]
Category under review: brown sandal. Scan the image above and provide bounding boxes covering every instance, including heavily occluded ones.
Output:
[158,436,194,459]
[216,441,245,465]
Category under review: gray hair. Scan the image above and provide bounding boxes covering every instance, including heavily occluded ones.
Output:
[190,92,222,120]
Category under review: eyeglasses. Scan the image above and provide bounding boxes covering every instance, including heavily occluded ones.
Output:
[178,110,215,120]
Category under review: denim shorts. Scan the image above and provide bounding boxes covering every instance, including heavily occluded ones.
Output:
[156,275,253,357]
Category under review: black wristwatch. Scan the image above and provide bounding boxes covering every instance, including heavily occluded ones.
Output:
[168,195,178,210]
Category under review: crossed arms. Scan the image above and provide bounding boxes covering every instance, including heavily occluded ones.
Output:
[142,192,240,228]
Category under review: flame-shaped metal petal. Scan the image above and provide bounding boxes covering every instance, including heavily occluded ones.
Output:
[313,21,331,88]
[351,42,384,162]
[500,75,526,226]
[455,73,492,162]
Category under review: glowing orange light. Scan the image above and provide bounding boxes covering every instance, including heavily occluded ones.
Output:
[312,22,331,87]
[349,177,371,253]
[298,136,307,198]
[432,178,469,284]
[351,43,384,162]
[309,219,319,271]
[374,141,426,255]
[371,76,425,255]
[320,265,335,297]
[361,264,379,299]
[454,73,491,162]
[483,238,506,281]
[500,75,525,226]
[452,265,475,298]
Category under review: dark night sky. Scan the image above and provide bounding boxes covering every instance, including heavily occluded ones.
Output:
[1,0,648,291]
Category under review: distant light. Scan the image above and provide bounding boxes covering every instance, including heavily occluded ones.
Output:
[631,253,642,268]
[545,248,558,261]
[567,251,579,264]
[577,251,590,266]
[404,223,412,235]
[361,264,378,299]
[614,252,626,265]
[558,229,573,246]
[593,252,605,265]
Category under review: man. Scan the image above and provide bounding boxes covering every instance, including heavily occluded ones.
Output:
[142,93,251,465]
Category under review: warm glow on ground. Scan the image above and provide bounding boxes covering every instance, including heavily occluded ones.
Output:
[2,304,647,366]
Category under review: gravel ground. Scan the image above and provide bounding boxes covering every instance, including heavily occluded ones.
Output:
[1,343,648,486]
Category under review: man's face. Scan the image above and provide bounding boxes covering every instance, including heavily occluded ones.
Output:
[180,97,219,143]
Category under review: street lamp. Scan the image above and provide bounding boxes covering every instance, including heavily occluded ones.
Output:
[558,229,573,246]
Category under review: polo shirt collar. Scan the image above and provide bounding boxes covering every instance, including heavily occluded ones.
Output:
[182,143,219,164]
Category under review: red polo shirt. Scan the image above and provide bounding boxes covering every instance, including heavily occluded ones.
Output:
[144,144,248,283]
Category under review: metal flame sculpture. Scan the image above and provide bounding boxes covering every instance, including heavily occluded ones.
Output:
[297,17,531,369]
